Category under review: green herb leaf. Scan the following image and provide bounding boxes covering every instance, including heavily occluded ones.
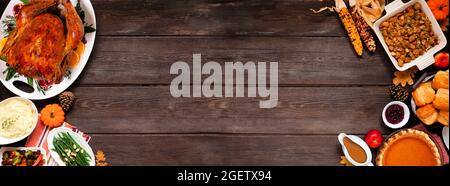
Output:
[20,0,30,4]
[27,77,33,86]
[75,1,86,24]
[5,67,16,81]
[84,25,96,33]
[2,15,16,36]
[2,117,17,129]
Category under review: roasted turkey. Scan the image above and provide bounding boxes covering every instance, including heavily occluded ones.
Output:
[1,0,84,83]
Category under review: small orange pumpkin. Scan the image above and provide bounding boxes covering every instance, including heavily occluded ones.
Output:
[40,104,65,128]
[428,0,449,21]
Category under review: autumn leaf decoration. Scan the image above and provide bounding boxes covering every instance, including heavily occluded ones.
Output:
[95,150,109,166]
[339,156,354,166]
[393,67,418,87]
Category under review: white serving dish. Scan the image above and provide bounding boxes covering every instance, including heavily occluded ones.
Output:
[338,133,373,166]
[0,0,96,100]
[47,127,95,166]
[373,0,447,71]
[0,147,47,166]
[443,127,449,150]
[0,97,38,145]
[382,101,410,129]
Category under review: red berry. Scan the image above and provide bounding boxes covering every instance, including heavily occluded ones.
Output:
[38,79,54,90]
[13,4,24,17]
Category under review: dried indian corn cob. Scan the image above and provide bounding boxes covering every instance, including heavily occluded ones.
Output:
[349,0,376,52]
[335,0,363,56]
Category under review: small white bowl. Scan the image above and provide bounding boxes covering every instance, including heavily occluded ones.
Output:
[382,101,410,129]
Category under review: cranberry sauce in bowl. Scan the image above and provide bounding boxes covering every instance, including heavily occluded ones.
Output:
[385,104,404,124]
[382,101,410,129]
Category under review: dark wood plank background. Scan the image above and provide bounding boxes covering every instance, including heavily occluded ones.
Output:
[0,0,402,165]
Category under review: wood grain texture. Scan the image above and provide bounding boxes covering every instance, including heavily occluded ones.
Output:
[90,134,345,166]
[57,86,394,134]
[91,0,343,36]
[79,36,393,85]
[0,0,407,166]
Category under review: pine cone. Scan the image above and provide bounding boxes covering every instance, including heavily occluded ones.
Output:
[59,91,75,112]
[389,85,409,102]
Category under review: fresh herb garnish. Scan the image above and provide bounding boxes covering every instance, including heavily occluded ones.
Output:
[84,25,96,33]
[35,80,46,95]
[27,77,33,86]
[2,15,16,36]
[75,1,95,34]
[4,67,17,81]
[75,1,85,24]
[64,69,72,79]
[1,117,17,130]
[20,0,30,5]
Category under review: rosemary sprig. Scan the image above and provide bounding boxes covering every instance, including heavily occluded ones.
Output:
[75,1,85,24]
[75,1,96,34]
[2,15,16,36]
[27,77,33,86]
[35,80,46,95]
[3,67,17,81]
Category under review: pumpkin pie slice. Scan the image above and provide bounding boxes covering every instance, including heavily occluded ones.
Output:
[376,129,441,166]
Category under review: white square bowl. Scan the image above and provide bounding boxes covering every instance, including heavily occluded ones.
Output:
[373,0,447,71]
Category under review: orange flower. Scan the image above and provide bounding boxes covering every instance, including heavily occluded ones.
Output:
[428,0,449,21]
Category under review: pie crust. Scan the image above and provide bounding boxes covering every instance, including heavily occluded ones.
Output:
[376,129,441,166]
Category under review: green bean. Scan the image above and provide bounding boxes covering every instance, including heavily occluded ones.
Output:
[52,132,91,166]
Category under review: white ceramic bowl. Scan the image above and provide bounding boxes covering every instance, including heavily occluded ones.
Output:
[382,101,410,129]
[373,0,447,71]
[0,0,96,100]
[0,147,47,166]
[0,97,39,145]
[47,127,95,166]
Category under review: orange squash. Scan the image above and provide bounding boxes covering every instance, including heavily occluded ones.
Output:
[40,104,65,128]
[428,0,449,21]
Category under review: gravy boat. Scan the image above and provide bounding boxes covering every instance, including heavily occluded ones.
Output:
[338,133,373,166]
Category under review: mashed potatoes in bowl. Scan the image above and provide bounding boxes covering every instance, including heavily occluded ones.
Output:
[0,97,38,145]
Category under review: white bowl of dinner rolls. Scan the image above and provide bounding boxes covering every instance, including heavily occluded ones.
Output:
[411,70,449,126]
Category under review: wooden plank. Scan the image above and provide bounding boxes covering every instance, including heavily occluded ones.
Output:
[90,134,344,165]
[91,0,343,37]
[78,36,393,85]
[1,0,344,37]
[0,86,395,134]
